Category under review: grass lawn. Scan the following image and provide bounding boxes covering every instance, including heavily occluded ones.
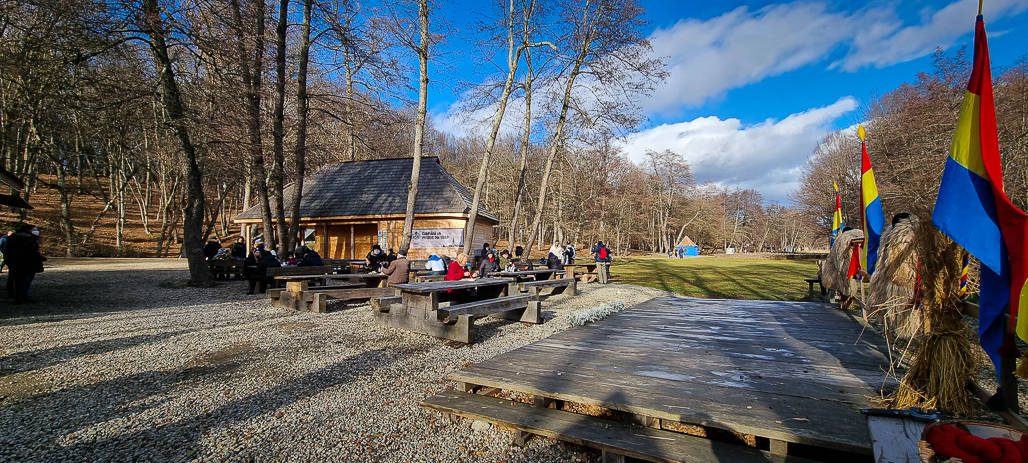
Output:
[611,255,819,301]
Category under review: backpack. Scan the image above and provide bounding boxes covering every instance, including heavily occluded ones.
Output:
[515,245,524,257]
[441,255,452,269]
[599,247,609,261]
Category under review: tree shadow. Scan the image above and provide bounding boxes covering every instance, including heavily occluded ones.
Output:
[6,347,399,462]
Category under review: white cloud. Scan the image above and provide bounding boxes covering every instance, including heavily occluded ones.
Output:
[643,0,1028,112]
[835,0,1028,71]
[645,3,855,112]
[618,97,859,202]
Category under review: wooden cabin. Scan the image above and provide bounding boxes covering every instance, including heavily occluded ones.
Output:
[233,157,499,260]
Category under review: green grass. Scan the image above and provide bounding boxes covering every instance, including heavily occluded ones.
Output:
[611,255,819,301]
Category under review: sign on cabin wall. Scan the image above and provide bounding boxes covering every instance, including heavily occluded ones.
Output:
[411,228,464,248]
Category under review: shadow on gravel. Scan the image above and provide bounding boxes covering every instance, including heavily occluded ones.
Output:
[5,347,402,462]
[0,329,196,375]
[0,268,257,325]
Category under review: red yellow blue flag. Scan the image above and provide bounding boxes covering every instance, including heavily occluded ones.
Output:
[932,10,1028,371]
[831,181,844,248]
[858,125,884,277]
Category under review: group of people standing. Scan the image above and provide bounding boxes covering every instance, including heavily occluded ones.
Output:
[1,224,46,304]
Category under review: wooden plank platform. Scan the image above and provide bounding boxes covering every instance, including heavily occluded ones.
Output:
[446,296,892,456]
[424,389,817,463]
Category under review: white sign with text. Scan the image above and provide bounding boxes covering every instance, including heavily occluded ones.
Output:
[411,228,464,248]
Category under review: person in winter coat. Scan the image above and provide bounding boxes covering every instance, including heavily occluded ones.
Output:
[365,244,389,272]
[425,255,446,275]
[6,225,46,303]
[298,246,323,266]
[476,251,500,278]
[0,230,12,272]
[445,253,470,281]
[382,251,410,285]
[591,241,612,284]
[565,243,576,264]
[547,243,564,270]
[203,236,222,261]
[230,237,246,259]
[244,246,280,294]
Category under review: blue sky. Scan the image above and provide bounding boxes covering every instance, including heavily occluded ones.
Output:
[423,0,1028,203]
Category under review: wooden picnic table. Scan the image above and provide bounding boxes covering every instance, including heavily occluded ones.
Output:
[274,272,387,288]
[376,278,533,343]
[492,269,564,279]
[563,262,611,284]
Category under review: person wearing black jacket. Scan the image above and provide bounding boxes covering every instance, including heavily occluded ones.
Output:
[203,236,222,261]
[6,224,45,304]
[244,246,280,294]
[298,247,324,266]
[365,244,388,272]
[230,238,246,259]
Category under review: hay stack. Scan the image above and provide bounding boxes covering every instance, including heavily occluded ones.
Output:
[823,228,863,299]
[868,215,922,342]
[887,221,975,415]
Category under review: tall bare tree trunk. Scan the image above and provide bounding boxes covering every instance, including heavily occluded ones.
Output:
[399,0,429,254]
[287,0,312,250]
[508,50,533,250]
[463,0,522,254]
[141,0,212,285]
[231,0,273,252]
[270,0,289,255]
[522,57,585,255]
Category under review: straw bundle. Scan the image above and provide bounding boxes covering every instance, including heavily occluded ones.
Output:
[823,228,863,299]
[868,215,922,342]
[888,221,975,416]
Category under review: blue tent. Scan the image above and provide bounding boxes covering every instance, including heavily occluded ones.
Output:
[675,236,698,256]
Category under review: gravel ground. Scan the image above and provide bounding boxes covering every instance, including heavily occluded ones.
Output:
[0,258,668,462]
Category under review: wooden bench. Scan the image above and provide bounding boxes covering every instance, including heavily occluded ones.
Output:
[273,281,394,313]
[265,265,333,287]
[519,278,576,295]
[209,259,244,280]
[438,294,537,324]
[371,295,402,312]
[268,282,363,301]
[423,389,811,463]
[805,277,825,299]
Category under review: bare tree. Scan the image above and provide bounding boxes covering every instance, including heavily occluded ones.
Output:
[522,0,665,255]
[462,0,552,254]
[139,0,211,284]
[399,0,430,254]
[287,0,313,251]
[270,0,289,255]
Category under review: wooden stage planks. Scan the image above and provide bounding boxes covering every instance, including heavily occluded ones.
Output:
[447,296,893,456]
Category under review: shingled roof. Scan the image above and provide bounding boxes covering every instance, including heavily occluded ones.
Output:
[234,157,498,223]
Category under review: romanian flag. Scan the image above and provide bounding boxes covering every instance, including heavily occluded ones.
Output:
[858,125,884,277]
[932,11,1028,371]
[831,182,844,248]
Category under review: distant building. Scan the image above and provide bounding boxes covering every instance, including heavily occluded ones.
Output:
[233,157,498,259]
[0,165,31,210]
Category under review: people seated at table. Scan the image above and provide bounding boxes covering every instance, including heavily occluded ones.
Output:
[498,249,514,272]
[244,245,281,294]
[386,248,398,263]
[547,243,564,270]
[297,246,323,266]
[445,253,470,281]
[281,251,299,266]
[212,247,231,260]
[230,237,246,259]
[203,236,222,261]
[365,244,389,272]
[476,250,500,278]
[382,250,410,285]
[425,254,446,275]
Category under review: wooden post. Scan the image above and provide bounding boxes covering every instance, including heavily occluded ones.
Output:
[349,224,355,259]
[1002,312,1020,413]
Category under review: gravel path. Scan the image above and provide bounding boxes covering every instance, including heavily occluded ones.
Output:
[0,258,668,462]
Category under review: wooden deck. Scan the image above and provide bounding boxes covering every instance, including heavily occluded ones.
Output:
[435,296,894,459]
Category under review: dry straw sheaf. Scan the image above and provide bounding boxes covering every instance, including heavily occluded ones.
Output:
[887,220,975,416]
[868,215,922,343]
[823,228,863,298]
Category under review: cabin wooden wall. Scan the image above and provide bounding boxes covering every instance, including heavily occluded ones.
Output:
[311,216,498,261]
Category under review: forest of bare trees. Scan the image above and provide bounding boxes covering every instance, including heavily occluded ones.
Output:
[9,1,1017,284]
[796,48,1028,232]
